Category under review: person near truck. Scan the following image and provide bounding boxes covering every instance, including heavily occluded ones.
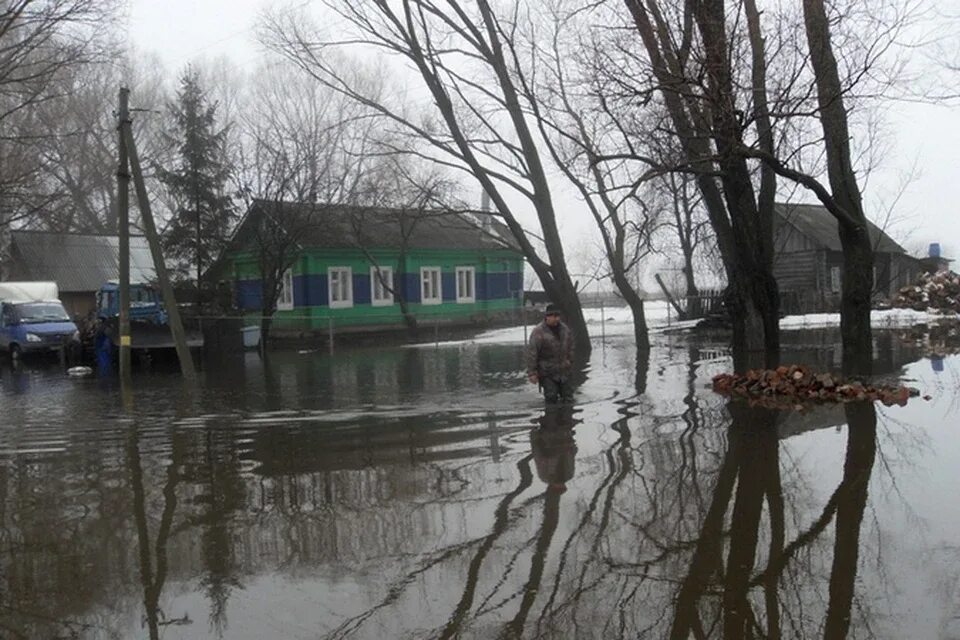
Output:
[526,303,574,404]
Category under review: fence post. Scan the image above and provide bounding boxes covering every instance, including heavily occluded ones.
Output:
[600,299,606,344]
[522,305,528,344]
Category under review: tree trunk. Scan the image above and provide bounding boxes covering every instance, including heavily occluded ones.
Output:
[682,257,700,319]
[397,297,419,339]
[259,270,279,354]
[627,0,779,372]
[396,252,418,339]
[259,314,273,356]
[695,0,780,371]
[728,272,770,372]
[614,269,650,349]
[839,229,874,375]
[803,0,873,376]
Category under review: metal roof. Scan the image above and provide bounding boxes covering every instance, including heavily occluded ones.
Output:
[775,203,906,254]
[9,231,157,293]
[234,200,522,253]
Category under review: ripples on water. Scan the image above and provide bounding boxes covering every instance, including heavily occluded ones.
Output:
[0,328,959,639]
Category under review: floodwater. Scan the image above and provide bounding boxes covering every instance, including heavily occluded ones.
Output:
[0,321,959,640]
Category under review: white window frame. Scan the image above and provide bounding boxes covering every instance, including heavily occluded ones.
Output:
[830,266,841,294]
[277,268,294,311]
[328,267,353,309]
[455,266,476,303]
[421,267,442,305]
[370,266,394,307]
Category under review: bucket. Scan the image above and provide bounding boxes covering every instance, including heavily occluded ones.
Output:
[241,325,261,349]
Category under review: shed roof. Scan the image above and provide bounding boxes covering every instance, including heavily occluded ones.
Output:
[775,203,906,254]
[233,200,521,253]
[9,231,157,293]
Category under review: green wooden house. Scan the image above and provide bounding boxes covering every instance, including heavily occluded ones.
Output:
[220,200,525,335]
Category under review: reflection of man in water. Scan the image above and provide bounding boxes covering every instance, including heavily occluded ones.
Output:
[526,304,575,404]
[531,406,577,493]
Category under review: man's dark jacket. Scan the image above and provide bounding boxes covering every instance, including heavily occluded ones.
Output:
[526,321,574,380]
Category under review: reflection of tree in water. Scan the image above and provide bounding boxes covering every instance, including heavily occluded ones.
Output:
[126,420,246,639]
[0,342,904,639]
[0,419,141,639]
[313,346,883,639]
[128,425,187,640]
[189,429,247,637]
[666,401,878,640]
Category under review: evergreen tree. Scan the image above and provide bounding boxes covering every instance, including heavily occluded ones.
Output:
[158,67,236,293]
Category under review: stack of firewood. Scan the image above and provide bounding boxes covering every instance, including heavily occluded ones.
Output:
[712,365,924,409]
[893,271,960,313]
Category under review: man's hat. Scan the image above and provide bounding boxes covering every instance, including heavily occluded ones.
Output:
[544,303,561,316]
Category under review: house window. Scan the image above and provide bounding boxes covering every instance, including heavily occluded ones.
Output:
[456,266,475,303]
[830,266,841,294]
[371,266,394,306]
[328,267,353,308]
[277,269,294,310]
[421,267,442,305]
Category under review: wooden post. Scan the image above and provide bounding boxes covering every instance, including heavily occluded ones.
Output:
[122,124,197,383]
[117,88,132,385]
[654,273,685,320]
[600,298,606,344]
[522,303,527,344]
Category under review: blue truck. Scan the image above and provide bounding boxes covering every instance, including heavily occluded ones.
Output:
[97,281,168,325]
[0,282,80,359]
[94,281,203,358]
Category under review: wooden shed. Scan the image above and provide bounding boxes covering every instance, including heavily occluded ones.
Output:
[5,231,156,318]
[773,203,920,314]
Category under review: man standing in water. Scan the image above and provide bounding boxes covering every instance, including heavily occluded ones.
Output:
[526,304,575,404]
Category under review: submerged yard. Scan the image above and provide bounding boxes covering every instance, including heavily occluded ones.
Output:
[0,309,958,639]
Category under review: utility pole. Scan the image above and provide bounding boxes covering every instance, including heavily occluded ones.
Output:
[117,88,132,385]
[122,115,198,384]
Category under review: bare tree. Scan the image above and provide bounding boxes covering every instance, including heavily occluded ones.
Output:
[27,53,173,234]
[0,0,120,222]
[617,0,782,370]
[799,0,875,374]
[514,1,660,349]
[0,0,120,276]
[261,0,592,354]
[609,0,917,372]
[343,157,463,337]
[233,60,378,347]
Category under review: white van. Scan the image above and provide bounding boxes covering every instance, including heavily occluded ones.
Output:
[0,282,80,358]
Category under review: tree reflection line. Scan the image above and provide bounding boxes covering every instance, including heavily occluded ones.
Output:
[127,426,184,640]
[321,452,536,640]
[533,415,634,637]
[668,401,879,640]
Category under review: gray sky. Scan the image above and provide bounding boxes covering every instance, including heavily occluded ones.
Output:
[129,0,960,269]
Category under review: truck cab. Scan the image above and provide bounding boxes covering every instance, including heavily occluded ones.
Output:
[97,282,168,325]
[0,282,80,358]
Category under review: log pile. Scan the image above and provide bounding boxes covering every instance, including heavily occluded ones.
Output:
[892,270,960,313]
[712,365,924,409]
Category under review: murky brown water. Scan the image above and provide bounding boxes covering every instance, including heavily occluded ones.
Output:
[1,325,959,639]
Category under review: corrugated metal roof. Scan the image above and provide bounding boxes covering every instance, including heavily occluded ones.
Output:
[775,203,905,254]
[9,231,157,293]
